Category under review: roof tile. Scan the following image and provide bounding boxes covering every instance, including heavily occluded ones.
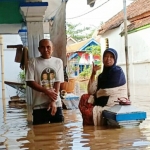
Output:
[98,0,150,35]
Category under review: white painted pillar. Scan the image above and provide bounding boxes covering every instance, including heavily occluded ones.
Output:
[20,2,48,105]
[0,35,5,100]
[20,2,48,58]
[26,22,44,58]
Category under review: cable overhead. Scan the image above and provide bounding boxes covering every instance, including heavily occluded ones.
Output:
[67,0,110,19]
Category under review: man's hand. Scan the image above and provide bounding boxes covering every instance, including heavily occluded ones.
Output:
[44,88,58,101]
[47,101,57,116]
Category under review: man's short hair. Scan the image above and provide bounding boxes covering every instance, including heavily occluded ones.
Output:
[39,39,53,49]
[50,70,55,74]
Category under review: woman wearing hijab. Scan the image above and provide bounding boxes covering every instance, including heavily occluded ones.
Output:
[79,48,128,126]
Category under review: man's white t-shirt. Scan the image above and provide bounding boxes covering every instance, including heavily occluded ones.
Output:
[26,56,64,108]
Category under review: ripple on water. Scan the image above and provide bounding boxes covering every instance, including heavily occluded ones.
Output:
[0,83,150,149]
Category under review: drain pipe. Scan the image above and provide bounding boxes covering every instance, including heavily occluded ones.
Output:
[0,35,5,99]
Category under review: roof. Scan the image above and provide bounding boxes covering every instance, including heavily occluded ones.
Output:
[67,38,100,60]
[67,38,99,53]
[67,38,91,53]
[67,36,77,43]
[127,15,150,31]
[98,0,150,35]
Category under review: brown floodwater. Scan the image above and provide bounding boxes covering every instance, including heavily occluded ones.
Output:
[1,82,150,150]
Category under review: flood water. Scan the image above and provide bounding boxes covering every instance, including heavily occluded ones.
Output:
[0,82,150,150]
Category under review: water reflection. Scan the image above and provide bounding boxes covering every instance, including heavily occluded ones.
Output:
[0,83,150,149]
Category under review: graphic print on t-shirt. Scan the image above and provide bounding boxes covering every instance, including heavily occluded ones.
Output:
[41,68,56,89]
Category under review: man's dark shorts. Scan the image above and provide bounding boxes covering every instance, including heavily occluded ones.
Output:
[32,107,64,125]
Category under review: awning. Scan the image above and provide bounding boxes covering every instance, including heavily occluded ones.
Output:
[4,81,25,93]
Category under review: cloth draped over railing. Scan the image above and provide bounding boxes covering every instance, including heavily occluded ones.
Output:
[7,45,28,72]
[49,1,67,67]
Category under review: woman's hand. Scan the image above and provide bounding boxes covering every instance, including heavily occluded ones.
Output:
[92,62,101,75]
[87,62,101,94]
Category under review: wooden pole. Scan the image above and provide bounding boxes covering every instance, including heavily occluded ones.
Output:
[0,35,6,124]
[7,44,23,49]
[23,47,28,73]
[123,0,130,99]
[0,35,5,99]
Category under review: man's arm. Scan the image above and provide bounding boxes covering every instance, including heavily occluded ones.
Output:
[53,82,60,94]
[47,81,61,115]
[26,81,58,101]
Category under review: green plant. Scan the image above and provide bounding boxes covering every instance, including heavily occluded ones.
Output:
[85,45,101,55]
[79,65,101,79]
[66,22,95,42]
[18,70,25,83]
[79,80,88,92]
[66,65,79,77]
[79,66,92,79]
[72,66,79,71]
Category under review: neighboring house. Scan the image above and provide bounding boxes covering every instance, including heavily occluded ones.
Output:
[67,36,77,46]
[66,38,100,76]
[98,0,150,85]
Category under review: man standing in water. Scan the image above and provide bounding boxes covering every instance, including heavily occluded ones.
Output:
[26,39,64,125]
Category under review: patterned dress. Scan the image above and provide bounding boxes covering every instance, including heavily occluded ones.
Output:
[78,94,94,125]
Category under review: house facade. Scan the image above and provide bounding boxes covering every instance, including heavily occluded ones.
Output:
[67,38,100,77]
[98,0,150,86]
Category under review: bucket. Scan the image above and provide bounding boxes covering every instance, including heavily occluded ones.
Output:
[60,78,75,93]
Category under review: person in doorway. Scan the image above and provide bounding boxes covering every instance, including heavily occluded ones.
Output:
[26,39,64,125]
[79,48,128,126]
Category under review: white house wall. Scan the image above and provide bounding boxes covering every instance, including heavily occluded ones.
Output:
[100,27,150,85]
[0,35,23,98]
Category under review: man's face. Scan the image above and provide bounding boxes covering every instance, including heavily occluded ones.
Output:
[43,74,48,80]
[38,40,53,59]
[50,73,54,79]
[103,52,115,67]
